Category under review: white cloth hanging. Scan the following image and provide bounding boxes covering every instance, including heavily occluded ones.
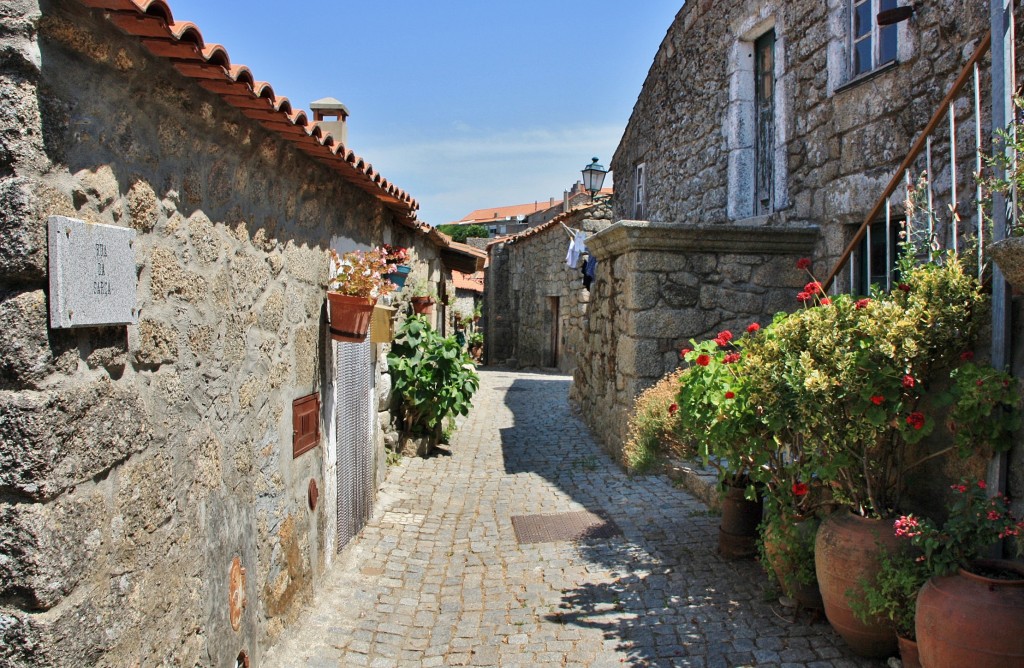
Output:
[565,230,587,269]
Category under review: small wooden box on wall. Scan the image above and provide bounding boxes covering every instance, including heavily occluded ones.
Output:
[292,393,320,458]
[370,305,397,343]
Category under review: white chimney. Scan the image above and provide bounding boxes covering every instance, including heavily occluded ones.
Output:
[310,97,350,146]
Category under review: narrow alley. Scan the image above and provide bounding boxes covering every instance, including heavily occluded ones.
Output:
[263,369,880,668]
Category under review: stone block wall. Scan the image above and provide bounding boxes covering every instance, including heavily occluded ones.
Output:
[486,202,612,373]
[0,2,434,665]
[612,0,1013,268]
[571,221,817,457]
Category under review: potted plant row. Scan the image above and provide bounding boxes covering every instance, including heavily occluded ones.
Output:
[675,243,1020,664]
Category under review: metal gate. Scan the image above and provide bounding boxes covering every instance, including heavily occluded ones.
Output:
[335,336,374,552]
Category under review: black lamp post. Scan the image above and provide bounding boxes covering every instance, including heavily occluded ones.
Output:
[581,157,608,201]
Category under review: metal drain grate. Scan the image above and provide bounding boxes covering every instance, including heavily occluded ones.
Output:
[511,510,621,544]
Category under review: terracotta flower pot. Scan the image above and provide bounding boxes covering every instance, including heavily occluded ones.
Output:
[327,292,376,342]
[762,515,824,610]
[718,484,763,560]
[814,509,901,658]
[916,559,1024,668]
[897,636,920,668]
[411,296,435,315]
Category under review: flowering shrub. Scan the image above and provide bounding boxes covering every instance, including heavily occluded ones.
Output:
[623,369,689,473]
[328,248,396,299]
[895,479,1024,576]
[849,543,929,639]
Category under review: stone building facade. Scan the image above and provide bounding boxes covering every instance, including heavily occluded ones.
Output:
[486,201,612,373]
[0,1,476,666]
[572,1,1023,456]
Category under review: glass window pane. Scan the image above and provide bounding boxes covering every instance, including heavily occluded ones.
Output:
[880,0,897,11]
[854,38,872,75]
[854,1,872,38]
[879,24,897,64]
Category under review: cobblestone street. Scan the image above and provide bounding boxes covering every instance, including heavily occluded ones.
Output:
[264,369,882,668]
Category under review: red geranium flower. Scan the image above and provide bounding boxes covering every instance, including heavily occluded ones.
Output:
[714,330,734,346]
[977,479,987,489]
[951,483,967,493]
[855,298,871,310]
[792,482,809,496]
[820,297,832,306]
[898,283,911,293]
[679,348,692,359]
[902,374,915,389]
[796,291,811,302]
[695,354,711,367]
[870,395,884,405]
[668,403,678,416]
[804,281,823,295]
[724,391,735,399]
[746,322,760,334]
[796,258,812,270]
[960,351,974,361]
[723,353,741,364]
[906,411,925,430]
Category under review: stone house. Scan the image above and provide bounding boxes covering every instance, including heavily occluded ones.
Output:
[0,1,480,666]
[572,0,1022,482]
[486,200,612,372]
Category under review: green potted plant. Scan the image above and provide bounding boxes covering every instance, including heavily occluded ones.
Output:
[677,328,764,559]
[467,330,484,363]
[407,278,437,315]
[382,244,412,289]
[895,480,1024,668]
[327,247,395,342]
[387,316,479,455]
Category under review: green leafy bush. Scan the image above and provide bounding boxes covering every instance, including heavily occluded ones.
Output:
[436,224,490,242]
[387,316,479,439]
[623,369,688,473]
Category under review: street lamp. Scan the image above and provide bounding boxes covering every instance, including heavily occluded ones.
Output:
[581,157,608,200]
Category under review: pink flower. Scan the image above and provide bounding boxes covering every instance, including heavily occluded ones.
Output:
[988,510,1002,521]
[855,298,871,310]
[723,353,741,364]
[796,258,812,270]
[746,323,760,334]
[870,395,884,406]
[902,374,915,389]
[695,354,711,367]
[724,391,735,400]
[894,515,921,538]
[906,411,925,430]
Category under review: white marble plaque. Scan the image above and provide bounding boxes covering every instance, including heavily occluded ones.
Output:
[48,216,138,328]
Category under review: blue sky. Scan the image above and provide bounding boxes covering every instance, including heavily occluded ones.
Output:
[162,1,682,224]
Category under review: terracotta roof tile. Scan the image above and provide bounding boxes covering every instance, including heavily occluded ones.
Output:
[452,271,484,293]
[456,200,559,224]
[76,0,419,221]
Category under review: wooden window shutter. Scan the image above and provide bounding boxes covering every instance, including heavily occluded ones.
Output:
[292,393,320,458]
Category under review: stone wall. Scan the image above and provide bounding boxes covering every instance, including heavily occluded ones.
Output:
[571,222,817,456]
[486,202,612,372]
[0,2,436,666]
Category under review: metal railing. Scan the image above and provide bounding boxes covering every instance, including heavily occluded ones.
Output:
[822,25,1017,294]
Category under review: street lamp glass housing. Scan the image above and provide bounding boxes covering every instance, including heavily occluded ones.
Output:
[581,157,608,197]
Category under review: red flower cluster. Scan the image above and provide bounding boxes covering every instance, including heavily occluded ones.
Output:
[906,411,925,430]
[695,354,711,367]
[796,258,812,270]
[820,297,832,306]
[679,348,692,359]
[746,322,760,333]
[723,353,741,364]
[870,395,884,405]
[960,351,974,361]
[792,482,809,496]
[902,374,915,388]
[797,291,812,303]
[951,483,968,493]
[714,330,733,346]
[898,283,911,293]
[668,403,679,416]
[894,515,922,538]
[724,391,735,400]
[804,281,823,295]
[855,298,871,310]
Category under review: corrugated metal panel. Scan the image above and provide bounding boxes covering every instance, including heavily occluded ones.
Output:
[335,334,373,551]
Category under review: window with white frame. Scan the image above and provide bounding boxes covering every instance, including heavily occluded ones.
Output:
[851,0,898,77]
[633,163,645,219]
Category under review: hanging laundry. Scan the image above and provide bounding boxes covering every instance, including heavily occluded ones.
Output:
[582,256,597,290]
[565,230,588,269]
